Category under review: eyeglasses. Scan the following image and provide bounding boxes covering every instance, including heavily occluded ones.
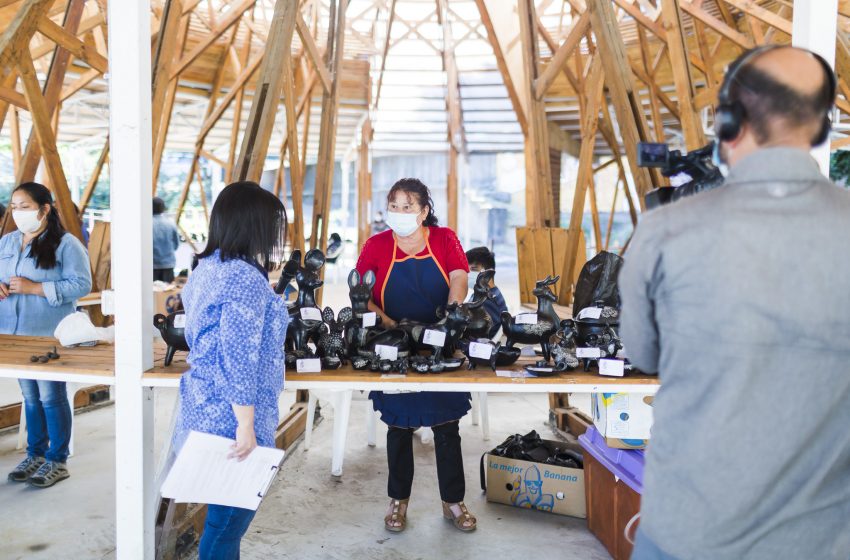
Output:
[387,202,421,214]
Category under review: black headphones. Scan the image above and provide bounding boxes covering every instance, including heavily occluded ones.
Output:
[714,45,837,146]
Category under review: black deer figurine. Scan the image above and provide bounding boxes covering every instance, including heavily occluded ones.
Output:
[501,275,562,363]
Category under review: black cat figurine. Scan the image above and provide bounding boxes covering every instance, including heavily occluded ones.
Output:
[285,249,326,354]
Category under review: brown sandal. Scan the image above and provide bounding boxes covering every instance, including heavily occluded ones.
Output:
[442,501,477,532]
[385,498,409,532]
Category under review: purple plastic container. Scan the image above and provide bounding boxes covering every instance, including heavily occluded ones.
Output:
[578,426,645,495]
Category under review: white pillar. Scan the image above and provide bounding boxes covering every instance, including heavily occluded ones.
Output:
[792,0,838,175]
[108,0,155,558]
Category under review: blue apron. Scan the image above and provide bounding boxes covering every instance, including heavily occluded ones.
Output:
[370,232,471,428]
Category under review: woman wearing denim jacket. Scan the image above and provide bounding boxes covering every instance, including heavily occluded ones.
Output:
[172,182,289,560]
[1,183,92,488]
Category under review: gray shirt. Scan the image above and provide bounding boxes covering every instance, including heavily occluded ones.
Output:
[152,214,180,269]
[619,147,850,559]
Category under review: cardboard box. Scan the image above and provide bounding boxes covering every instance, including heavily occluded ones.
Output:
[483,440,586,518]
[154,285,183,317]
[591,393,654,449]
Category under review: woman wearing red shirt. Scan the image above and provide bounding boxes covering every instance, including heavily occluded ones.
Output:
[356,178,476,533]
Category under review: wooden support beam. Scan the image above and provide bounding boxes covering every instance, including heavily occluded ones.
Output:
[295,11,331,93]
[534,10,591,100]
[0,0,54,69]
[310,0,348,262]
[356,118,372,252]
[280,17,304,254]
[519,0,556,227]
[79,138,109,214]
[661,0,706,149]
[680,0,755,49]
[36,15,108,73]
[232,0,298,183]
[372,0,397,111]
[151,0,184,149]
[560,55,603,304]
[197,54,264,146]
[60,67,99,101]
[438,0,464,231]
[9,107,22,178]
[721,0,792,35]
[169,0,255,80]
[0,85,27,108]
[16,53,82,240]
[588,0,655,208]
[226,22,252,183]
[474,0,528,136]
[536,21,582,95]
[17,0,86,185]
[636,25,666,143]
[630,61,680,118]
[613,0,666,40]
[153,14,191,190]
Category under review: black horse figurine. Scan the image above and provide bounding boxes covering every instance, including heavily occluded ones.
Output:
[501,275,562,363]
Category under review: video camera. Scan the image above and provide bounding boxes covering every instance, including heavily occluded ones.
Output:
[638,142,725,209]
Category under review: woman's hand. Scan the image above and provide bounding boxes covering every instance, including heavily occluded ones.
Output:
[9,277,42,296]
[229,422,257,461]
[0,283,8,300]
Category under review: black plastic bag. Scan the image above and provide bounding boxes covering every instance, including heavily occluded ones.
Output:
[572,251,624,317]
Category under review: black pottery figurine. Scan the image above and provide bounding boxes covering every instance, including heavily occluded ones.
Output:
[154,312,190,366]
[284,249,326,354]
[317,306,353,369]
[462,269,497,341]
[501,275,562,363]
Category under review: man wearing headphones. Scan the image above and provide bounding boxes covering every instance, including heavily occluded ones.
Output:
[619,46,850,559]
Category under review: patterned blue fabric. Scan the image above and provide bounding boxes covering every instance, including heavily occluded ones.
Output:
[172,252,289,452]
[0,231,92,336]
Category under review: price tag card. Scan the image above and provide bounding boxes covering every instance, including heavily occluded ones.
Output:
[375,344,398,361]
[516,313,538,325]
[422,329,446,347]
[362,312,377,328]
[296,358,321,373]
[577,347,602,359]
[469,342,493,359]
[173,314,187,329]
[101,290,115,316]
[578,307,603,320]
[300,307,322,321]
[599,359,625,377]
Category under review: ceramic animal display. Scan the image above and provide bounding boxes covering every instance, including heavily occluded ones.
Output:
[457,339,499,371]
[571,303,623,371]
[345,269,382,357]
[273,251,301,295]
[398,302,475,363]
[462,269,496,341]
[154,312,190,366]
[285,249,326,354]
[317,306,353,369]
[501,275,562,363]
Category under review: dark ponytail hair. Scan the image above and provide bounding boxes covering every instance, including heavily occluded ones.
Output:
[387,178,439,227]
[13,182,65,270]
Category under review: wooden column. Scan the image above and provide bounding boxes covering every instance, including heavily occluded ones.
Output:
[661,0,706,150]
[588,0,656,209]
[232,0,298,183]
[518,0,555,228]
[438,0,463,232]
[226,22,253,183]
[310,0,348,256]
[356,118,372,252]
[150,0,184,151]
[152,14,190,189]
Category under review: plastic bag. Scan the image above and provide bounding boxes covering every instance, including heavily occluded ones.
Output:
[573,251,624,318]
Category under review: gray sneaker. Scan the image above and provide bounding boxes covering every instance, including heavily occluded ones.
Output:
[8,456,46,482]
[27,461,70,488]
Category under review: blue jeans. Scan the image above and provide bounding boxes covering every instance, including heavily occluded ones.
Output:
[631,528,679,560]
[18,379,71,463]
[199,505,257,560]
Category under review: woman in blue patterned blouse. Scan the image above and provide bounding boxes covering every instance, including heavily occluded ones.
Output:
[172,181,289,560]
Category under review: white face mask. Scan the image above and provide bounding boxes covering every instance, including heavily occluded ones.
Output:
[385,211,420,237]
[13,210,44,234]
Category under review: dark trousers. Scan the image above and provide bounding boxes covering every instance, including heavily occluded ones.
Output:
[387,421,465,503]
[199,504,256,560]
[154,268,175,283]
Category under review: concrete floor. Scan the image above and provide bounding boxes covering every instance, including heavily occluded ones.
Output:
[0,387,608,560]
